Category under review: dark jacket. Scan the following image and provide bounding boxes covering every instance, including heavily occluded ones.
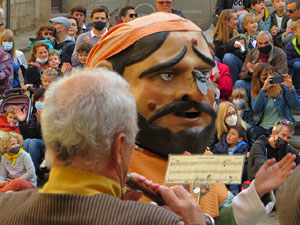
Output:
[25,65,42,89]
[286,37,300,74]
[171,9,185,18]
[215,0,251,15]
[248,135,300,180]
[214,33,240,60]
[212,133,249,155]
[54,36,75,65]
[239,45,288,81]
[270,11,290,49]
[241,106,255,128]
[19,113,42,140]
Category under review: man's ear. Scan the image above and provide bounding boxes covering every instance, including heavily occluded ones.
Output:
[93,60,114,71]
[121,16,126,23]
[111,133,126,165]
[238,137,243,143]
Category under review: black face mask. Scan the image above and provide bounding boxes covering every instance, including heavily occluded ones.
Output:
[93,21,106,31]
[258,45,272,54]
[274,136,288,150]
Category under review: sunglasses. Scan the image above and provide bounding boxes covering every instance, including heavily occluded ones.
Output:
[287,8,297,14]
[276,119,294,128]
[129,13,138,18]
[43,32,53,36]
[157,1,173,5]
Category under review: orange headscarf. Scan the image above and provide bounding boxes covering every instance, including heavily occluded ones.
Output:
[87,12,202,68]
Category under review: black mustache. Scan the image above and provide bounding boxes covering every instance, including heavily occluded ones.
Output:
[148,100,216,124]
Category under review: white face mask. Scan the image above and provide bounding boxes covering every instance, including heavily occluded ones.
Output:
[225,114,238,126]
[36,57,48,64]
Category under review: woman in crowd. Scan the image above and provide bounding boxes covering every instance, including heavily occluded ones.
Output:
[208,101,256,150]
[251,63,300,138]
[25,41,50,88]
[29,24,55,51]
[1,29,27,87]
[67,15,81,41]
[213,9,244,85]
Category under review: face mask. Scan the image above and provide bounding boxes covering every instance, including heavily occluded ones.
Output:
[9,146,20,154]
[35,101,43,111]
[233,99,246,109]
[36,57,48,64]
[93,21,106,31]
[258,45,272,54]
[225,114,238,126]
[2,42,13,51]
[274,136,288,150]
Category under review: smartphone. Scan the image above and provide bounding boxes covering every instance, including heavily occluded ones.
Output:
[270,76,284,84]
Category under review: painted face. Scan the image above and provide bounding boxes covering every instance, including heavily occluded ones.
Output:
[156,0,174,13]
[68,18,78,37]
[123,31,215,133]
[272,0,285,12]
[253,1,265,14]
[48,55,60,69]
[226,128,242,145]
[226,13,238,30]
[35,46,49,60]
[42,76,53,89]
[6,113,17,124]
[72,11,85,25]
[287,2,300,21]
[78,51,89,66]
[243,20,258,34]
[123,9,137,23]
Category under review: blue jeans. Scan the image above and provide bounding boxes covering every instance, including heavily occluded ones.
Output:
[222,53,243,85]
[234,80,252,99]
[292,61,300,91]
[23,139,45,167]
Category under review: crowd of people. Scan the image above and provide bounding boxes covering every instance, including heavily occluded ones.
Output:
[0,0,299,224]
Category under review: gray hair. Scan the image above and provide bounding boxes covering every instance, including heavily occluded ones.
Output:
[257,30,273,41]
[41,68,138,166]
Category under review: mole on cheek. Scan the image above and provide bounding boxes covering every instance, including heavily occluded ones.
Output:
[147,101,157,111]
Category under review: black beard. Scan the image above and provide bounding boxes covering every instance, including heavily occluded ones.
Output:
[135,100,216,159]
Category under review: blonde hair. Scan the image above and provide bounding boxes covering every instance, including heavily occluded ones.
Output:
[216,101,248,139]
[214,9,238,44]
[42,69,58,80]
[242,14,257,29]
[0,29,16,60]
[0,132,23,153]
[251,63,282,98]
[231,88,248,103]
[5,105,16,115]
[277,165,300,225]
[292,19,300,31]
[49,50,60,59]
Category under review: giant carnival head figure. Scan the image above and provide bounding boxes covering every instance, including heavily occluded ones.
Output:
[87,13,217,158]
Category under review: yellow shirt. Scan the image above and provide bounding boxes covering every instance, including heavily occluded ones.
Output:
[39,167,125,198]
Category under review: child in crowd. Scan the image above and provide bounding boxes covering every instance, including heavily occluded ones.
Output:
[270,0,290,48]
[231,88,255,128]
[212,125,249,195]
[0,132,37,193]
[286,19,300,94]
[74,42,93,67]
[249,0,271,32]
[29,24,55,51]
[0,105,20,133]
[41,69,58,89]
[48,50,70,76]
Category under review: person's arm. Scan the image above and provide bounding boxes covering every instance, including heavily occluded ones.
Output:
[0,52,13,80]
[25,66,42,88]
[217,63,233,99]
[0,156,8,181]
[251,90,269,112]
[247,142,267,180]
[281,75,300,110]
[60,43,75,64]
[273,48,288,74]
[18,153,35,181]
[239,51,254,80]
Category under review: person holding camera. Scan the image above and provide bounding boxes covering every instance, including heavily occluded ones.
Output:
[251,63,300,138]
[235,30,288,98]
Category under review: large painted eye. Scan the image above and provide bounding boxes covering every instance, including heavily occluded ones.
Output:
[159,73,174,81]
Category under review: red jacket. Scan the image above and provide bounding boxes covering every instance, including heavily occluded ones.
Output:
[0,114,20,134]
[210,61,232,101]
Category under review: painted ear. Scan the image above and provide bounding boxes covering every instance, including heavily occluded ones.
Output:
[93,60,114,71]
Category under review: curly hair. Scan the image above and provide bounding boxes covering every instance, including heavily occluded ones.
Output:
[0,132,23,153]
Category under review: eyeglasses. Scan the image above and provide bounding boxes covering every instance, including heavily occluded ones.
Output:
[287,8,297,14]
[157,1,173,5]
[276,119,294,128]
[129,13,138,18]
[43,32,53,36]
[226,111,237,117]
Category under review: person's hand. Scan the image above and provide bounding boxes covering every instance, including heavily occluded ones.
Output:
[270,25,279,36]
[83,36,91,43]
[213,72,220,82]
[159,185,206,225]
[14,106,27,122]
[0,180,8,188]
[36,109,42,122]
[284,27,294,38]
[261,74,275,91]
[204,149,213,155]
[282,74,293,90]
[237,10,248,16]
[22,84,33,92]
[246,61,258,73]
[246,152,250,158]
[256,10,264,21]
[254,153,296,197]
[61,62,71,73]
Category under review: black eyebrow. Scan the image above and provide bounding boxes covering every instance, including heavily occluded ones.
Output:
[139,45,187,78]
[192,45,215,67]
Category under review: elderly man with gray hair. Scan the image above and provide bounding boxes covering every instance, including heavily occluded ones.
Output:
[234,30,288,97]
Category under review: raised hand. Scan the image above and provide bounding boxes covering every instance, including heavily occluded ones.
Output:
[14,106,27,122]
